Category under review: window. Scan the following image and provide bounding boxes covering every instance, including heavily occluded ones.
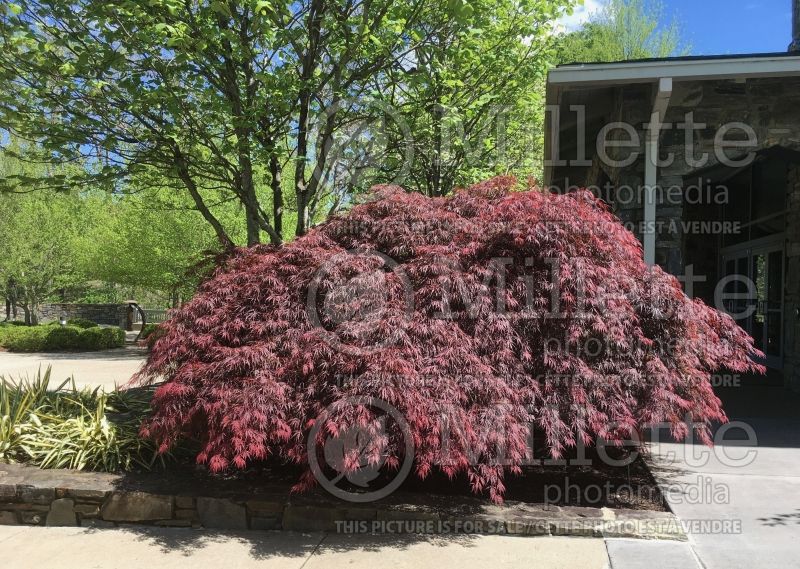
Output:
[721,155,788,247]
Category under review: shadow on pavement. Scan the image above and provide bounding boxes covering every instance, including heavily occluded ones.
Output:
[6,346,149,362]
[78,525,481,559]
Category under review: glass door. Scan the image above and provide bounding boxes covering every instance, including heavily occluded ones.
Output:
[751,247,784,368]
[720,241,784,369]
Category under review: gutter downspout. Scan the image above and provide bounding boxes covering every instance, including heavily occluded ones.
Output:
[643,77,673,266]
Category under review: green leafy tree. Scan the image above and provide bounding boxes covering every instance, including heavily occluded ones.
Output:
[80,186,235,307]
[0,0,291,246]
[0,0,449,242]
[0,191,87,324]
[1,0,577,238]
[554,0,688,64]
[0,136,243,314]
[0,140,89,323]
[337,0,574,197]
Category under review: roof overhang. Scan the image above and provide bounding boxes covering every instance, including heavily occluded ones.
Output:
[544,53,800,185]
[548,53,800,87]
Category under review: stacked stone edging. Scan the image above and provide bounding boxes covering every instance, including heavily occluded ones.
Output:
[0,463,685,540]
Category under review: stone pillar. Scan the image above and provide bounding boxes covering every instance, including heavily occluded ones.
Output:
[791,0,800,52]
[655,173,685,276]
[607,85,649,242]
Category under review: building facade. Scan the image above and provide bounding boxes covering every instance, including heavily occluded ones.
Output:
[545,53,800,390]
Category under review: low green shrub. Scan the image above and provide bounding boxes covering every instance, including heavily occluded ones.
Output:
[0,322,33,349]
[44,326,81,351]
[140,323,157,339]
[0,367,168,471]
[1,325,52,352]
[0,324,126,352]
[67,318,99,329]
[77,327,125,350]
[140,324,164,348]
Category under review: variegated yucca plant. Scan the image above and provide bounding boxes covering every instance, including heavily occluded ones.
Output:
[0,367,167,471]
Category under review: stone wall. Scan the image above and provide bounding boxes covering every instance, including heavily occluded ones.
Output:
[36,303,130,328]
[0,463,683,539]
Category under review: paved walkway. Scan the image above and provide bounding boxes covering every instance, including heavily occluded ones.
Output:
[0,346,146,390]
[0,527,612,569]
[605,539,701,569]
[647,379,800,569]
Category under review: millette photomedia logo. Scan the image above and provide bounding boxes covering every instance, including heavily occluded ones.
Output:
[307,396,415,503]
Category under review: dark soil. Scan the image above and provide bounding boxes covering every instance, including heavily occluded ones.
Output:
[116,445,666,513]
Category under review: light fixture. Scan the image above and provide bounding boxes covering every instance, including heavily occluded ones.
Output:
[59,315,68,327]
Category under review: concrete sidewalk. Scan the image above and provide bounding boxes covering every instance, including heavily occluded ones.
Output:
[0,347,146,390]
[605,539,701,569]
[647,382,800,569]
[0,526,612,569]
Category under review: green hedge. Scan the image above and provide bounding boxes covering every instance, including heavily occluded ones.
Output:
[44,326,81,351]
[140,323,156,339]
[1,326,51,352]
[76,326,126,350]
[66,318,99,329]
[0,324,126,353]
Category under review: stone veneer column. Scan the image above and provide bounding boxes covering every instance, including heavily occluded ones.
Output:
[607,85,649,244]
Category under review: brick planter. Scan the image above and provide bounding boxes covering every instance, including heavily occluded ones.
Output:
[0,463,685,540]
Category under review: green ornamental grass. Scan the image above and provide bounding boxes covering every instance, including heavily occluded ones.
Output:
[0,367,167,471]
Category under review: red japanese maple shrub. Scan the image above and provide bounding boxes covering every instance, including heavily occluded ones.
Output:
[137,176,763,503]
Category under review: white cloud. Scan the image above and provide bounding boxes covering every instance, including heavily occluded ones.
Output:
[553,0,607,34]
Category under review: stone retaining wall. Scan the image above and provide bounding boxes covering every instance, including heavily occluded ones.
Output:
[37,303,130,328]
[0,463,684,540]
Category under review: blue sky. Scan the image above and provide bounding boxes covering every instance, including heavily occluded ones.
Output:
[669,0,793,54]
[561,0,795,55]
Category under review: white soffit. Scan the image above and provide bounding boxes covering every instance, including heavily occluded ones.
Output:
[549,54,800,87]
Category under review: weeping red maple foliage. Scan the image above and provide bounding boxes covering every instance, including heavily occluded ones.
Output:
[137,176,763,503]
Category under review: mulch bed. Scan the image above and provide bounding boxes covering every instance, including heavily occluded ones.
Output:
[114,446,666,512]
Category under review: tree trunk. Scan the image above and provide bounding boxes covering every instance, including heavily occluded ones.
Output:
[238,142,263,247]
[270,153,283,239]
[6,278,18,320]
[244,199,261,246]
[173,149,235,250]
[294,0,325,237]
[28,298,39,325]
[295,189,309,237]
[20,303,32,326]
